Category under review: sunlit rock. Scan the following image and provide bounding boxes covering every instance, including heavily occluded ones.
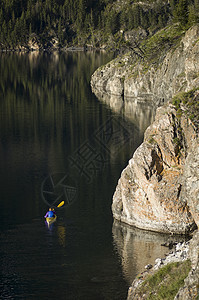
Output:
[112,103,198,234]
[91,25,199,105]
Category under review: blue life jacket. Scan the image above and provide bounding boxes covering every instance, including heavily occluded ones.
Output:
[48,211,54,218]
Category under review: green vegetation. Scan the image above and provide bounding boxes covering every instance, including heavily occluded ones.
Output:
[173,136,183,157]
[0,0,199,50]
[172,88,199,126]
[148,136,157,145]
[136,23,186,72]
[137,260,191,299]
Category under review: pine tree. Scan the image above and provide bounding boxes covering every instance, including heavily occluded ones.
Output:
[158,14,164,28]
[0,8,3,26]
[47,14,51,28]
[173,0,189,26]
[194,0,199,19]
[133,5,141,28]
[76,0,85,31]
[127,8,134,30]
[58,17,63,45]
[89,9,95,47]
[29,22,32,36]
[140,8,149,29]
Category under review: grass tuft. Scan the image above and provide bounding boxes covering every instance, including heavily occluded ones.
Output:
[137,260,191,300]
[171,87,199,126]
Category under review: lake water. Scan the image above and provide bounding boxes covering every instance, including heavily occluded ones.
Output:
[0,51,182,300]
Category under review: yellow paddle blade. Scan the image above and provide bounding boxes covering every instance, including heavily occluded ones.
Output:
[57,201,64,208]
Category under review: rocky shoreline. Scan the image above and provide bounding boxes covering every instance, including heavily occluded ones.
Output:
[91,25,199,106]
[127,230,199,299]
[112,98,198,297]
[112,100,199,235]
[91,24,199,299]
[127,239,190,299]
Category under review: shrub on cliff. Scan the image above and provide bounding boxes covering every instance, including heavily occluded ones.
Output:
[172,88,199,128]
[136,260,191,300]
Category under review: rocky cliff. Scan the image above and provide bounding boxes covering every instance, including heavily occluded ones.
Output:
[111,91,199,298]
[91,25,199,105]
[91,23,199,299]
[91,24,199,234]
[112,91,199,234]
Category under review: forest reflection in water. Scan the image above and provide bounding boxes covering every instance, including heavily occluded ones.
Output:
[0,50,117,228]
[0,50,169,299]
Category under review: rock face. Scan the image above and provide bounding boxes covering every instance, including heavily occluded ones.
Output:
[91,25,199,105]
[174,231,199,299]
[112,102,199,234]
[181,139,199,228]
[91,23,199,297]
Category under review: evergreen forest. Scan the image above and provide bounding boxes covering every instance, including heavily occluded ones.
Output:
[0,0,199,50]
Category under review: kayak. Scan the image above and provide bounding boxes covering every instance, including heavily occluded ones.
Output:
[46,215,57,225]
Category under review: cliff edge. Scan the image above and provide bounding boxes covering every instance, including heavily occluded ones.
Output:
[91,23,199,299]
[112,90,199,234]
[91,25,199,105]
[91,24,199,234]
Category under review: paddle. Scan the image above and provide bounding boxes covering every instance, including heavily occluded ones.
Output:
[57,201,64,208]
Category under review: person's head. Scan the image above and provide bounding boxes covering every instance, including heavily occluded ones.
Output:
[49,208,52,211]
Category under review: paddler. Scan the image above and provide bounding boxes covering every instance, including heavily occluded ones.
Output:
[44,208,55,218]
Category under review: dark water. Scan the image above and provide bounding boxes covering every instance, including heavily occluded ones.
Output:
[0,51,173,300]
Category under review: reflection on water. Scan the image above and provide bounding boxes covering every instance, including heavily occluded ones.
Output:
[92,82,181,289]
[0,50,115,229]
[123,97,155,133]
[57,224,66,247]
[1,51,134,300]
[92,89,124,114]
[0,50,164,299]
[1,219,130,300]
[112,220,186,285]
[91,88,156,135]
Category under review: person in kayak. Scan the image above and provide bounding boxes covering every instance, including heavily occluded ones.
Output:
[44,208,55,218]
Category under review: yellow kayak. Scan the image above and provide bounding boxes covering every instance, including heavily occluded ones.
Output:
[46,215,57,225]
